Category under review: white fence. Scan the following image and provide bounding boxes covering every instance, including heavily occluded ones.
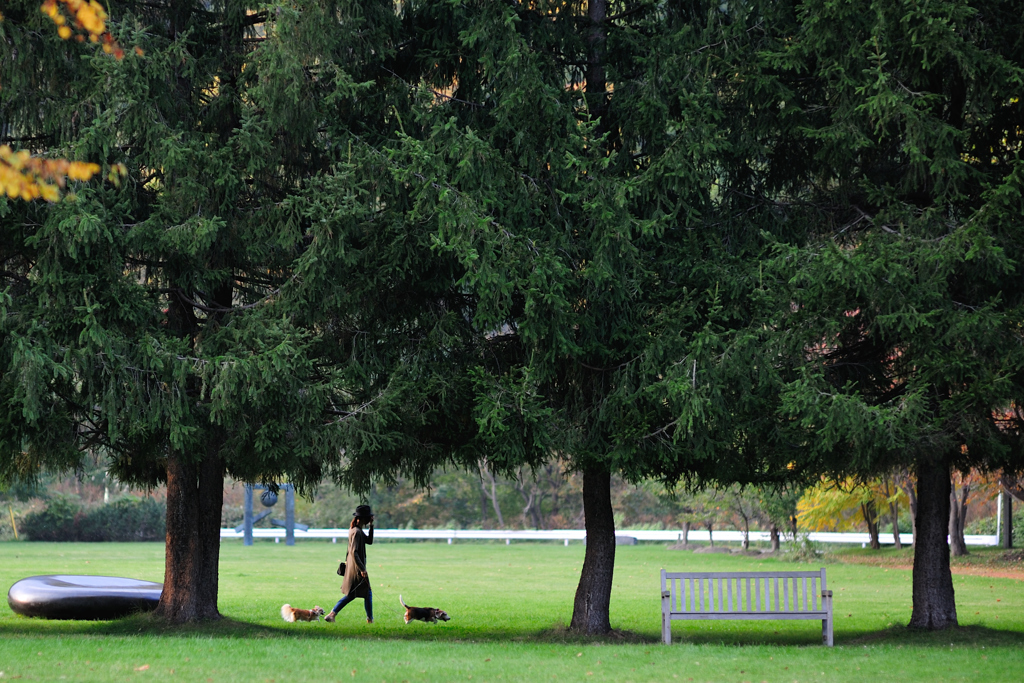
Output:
[220,527,999,547]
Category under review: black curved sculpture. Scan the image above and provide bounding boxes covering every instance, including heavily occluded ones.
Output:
[7,575,163,620]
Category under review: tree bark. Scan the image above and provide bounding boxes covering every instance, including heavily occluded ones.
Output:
[569,466,614,635]
[154,449,224,623]
[908,458,958,630]
[769,524,780,552]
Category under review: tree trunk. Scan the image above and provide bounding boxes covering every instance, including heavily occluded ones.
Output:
[154,449,224,623]
[586,0,608,121]
[570,466,614,635]
[515,469,544,529]
[770,524,780,552]
[948,478,969,557]
[884,477,902,550]
[908,458,958,630]
[741,517,750,550]
[680,520,690,548]
[889,500,902,550]
[705,522,714,547]
[899,472,918,547]
[861,501,881,550]
[478,486,489,527]
[479,460,504,528]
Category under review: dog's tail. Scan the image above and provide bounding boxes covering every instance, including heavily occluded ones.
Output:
[281,604,295,622]
[399,594,407,608]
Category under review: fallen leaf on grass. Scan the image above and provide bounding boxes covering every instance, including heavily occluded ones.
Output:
[135,665,149,671]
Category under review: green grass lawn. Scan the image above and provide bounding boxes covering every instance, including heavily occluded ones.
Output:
[1,540,1021,681]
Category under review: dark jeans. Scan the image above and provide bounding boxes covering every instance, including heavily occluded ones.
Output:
[332,589,373,621]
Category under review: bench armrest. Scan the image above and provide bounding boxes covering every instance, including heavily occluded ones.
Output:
[661,591,671,599]
[821,590,832,598]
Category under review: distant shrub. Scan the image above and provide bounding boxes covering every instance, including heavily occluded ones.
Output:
[19,495,82,541]
[21,496,165,542]
[78,497,166,541]
[966,507,1024,546]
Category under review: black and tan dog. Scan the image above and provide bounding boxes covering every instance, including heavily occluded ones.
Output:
[399,595,450,624]
[281,604,325,622]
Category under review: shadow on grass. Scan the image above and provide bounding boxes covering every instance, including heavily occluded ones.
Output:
[2,613,1021,649]
[666,623,1024,648]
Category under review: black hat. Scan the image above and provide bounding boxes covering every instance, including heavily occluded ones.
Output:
[354,504,373,519]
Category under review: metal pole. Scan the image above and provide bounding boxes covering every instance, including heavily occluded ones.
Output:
[244,484,254,546]
[285,484,295,546]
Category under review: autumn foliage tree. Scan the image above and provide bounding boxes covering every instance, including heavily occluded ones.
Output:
[0,1,124,200]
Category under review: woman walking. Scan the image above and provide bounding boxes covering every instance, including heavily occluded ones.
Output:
[325,504,374,623]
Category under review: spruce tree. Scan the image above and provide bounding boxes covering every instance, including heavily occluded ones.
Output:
[294,0,804,634]
[0,0,370,621]
[749,0,1024,629]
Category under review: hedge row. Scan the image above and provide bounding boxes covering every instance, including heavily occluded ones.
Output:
[20,496,166,542]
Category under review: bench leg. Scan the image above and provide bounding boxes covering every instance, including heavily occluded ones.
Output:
[662,611,671,644]
[821,589,834,646]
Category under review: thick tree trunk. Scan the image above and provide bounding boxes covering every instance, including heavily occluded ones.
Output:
[155,449,224,623]
[570,466,614,635]
[908,459,958,630]
[680,520,690,548]
[770,524,780,552]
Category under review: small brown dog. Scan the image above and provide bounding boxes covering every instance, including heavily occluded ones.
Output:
[281,604,325,623]
[400,595,450,624]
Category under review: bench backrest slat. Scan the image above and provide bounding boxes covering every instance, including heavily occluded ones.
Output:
[662,568,828,614]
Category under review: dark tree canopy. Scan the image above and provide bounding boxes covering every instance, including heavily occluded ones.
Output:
[725,0,1024,629]
[3,0,1021,633]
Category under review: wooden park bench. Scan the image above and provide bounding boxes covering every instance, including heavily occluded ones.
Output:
[660,568,834,646]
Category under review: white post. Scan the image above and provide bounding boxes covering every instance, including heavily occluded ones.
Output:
[996,491,1003,543]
